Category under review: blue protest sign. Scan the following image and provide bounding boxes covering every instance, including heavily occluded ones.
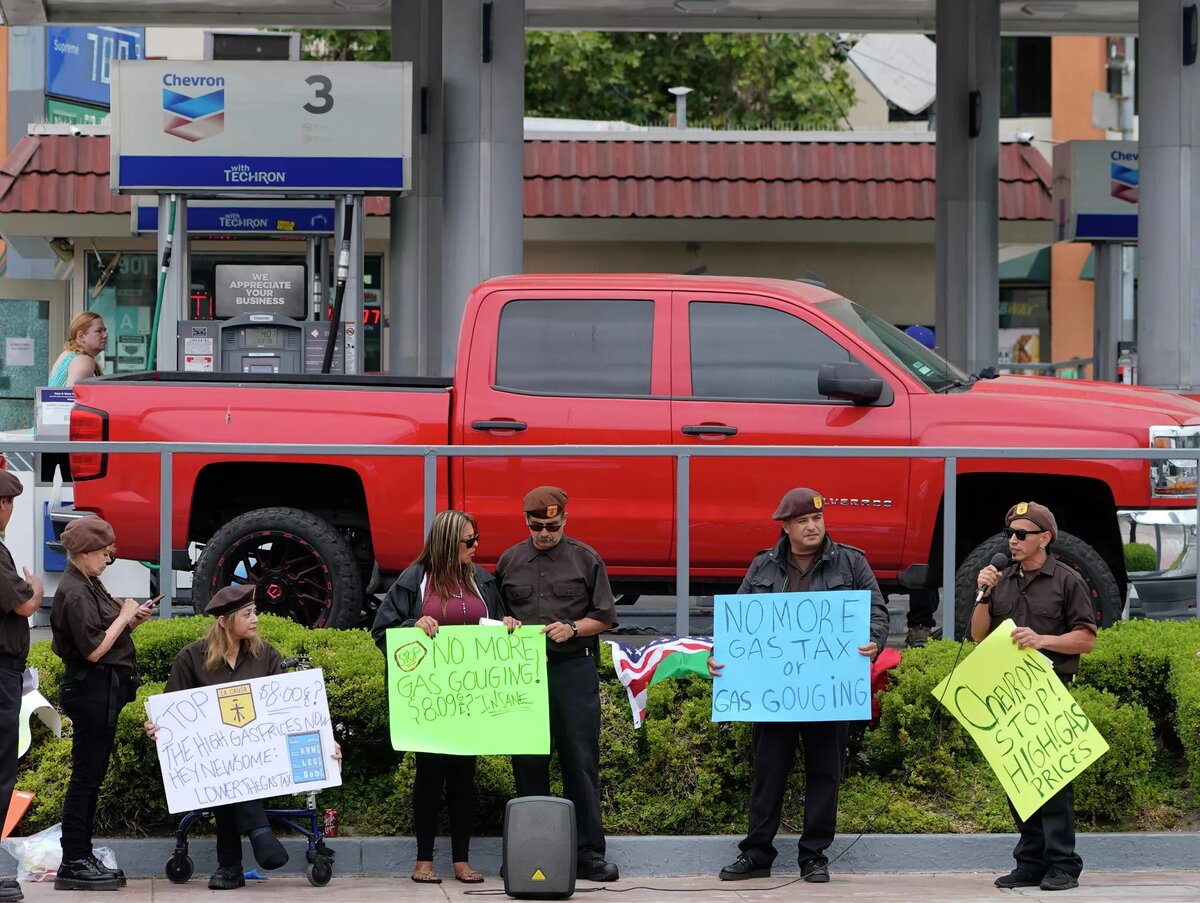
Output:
[711,591,871,723]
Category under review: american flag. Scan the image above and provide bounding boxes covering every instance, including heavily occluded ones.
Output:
[607,636,713,728]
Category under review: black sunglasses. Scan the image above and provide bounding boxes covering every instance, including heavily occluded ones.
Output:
[1004,527,1042,541]
[460,534,480,548]
[527,521,564,533]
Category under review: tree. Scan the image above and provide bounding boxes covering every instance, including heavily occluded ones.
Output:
[301,30,855,130]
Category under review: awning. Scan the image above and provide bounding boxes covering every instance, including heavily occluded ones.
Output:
[998,246,1050,282]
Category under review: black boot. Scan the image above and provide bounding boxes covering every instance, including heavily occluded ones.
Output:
[54,858,121,891]
[248,827,288,870]
[208,866,246,890]
[87,855,125,887]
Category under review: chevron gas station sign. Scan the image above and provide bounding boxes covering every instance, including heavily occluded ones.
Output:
[110,60,412,195]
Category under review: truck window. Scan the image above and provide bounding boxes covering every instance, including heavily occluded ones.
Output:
[496,299,654,396]
[689,301,850,401]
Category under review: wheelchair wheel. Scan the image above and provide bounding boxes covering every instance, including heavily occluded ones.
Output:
[165,854,194,883]
[306,859,333,887]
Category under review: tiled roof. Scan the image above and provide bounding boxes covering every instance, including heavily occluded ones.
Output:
[523,139,1051,220]
[0,134,1051,222]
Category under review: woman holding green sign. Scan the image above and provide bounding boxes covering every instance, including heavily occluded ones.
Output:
[371,510,520,885]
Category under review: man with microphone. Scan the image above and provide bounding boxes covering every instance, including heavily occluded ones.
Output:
[972,501,1097,893]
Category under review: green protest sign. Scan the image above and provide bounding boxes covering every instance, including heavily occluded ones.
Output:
[386,625,549,755]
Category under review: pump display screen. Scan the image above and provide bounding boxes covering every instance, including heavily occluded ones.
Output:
[244,360,279,373]
[244,327,280,348]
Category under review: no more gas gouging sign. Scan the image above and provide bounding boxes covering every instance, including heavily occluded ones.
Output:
[110,61,412,194]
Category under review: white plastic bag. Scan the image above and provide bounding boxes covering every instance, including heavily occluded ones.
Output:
[0,822,63,882]
[93,847,118,872]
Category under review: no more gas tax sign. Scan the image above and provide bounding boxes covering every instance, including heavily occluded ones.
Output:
[110,60,411,194]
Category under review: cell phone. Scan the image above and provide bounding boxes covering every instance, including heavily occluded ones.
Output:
[144,594,165,608]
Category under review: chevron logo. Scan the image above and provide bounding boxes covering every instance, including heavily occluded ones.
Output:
[162,87,225,142]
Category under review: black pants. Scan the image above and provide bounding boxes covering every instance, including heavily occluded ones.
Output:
[214,801,270,868]
[1008,672,1082,878]
[906,589,939,629]
[511,654,605,861]
[0,663,21,866]
[1008,783,1082,878]
[739,720,849,868]
[58,665,132,861]
[413,752,477,862]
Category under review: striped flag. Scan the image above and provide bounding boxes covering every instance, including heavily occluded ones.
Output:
[607,636,713,728]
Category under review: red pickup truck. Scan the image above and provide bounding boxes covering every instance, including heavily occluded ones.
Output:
[62,274,1200,632]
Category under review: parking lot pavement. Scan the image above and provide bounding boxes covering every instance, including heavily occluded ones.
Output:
[11,871,1200,902]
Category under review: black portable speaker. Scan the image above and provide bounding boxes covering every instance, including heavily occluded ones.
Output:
[503,796,576,899]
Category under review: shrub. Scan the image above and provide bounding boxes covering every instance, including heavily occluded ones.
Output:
[1070,686,1155,822]
[1123,542,1159,573]
[11,617,1199,837]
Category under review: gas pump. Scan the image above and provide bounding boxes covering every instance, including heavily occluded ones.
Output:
[162,197,360,375]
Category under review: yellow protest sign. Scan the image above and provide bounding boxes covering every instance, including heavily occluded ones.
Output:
[932,618,1108,821]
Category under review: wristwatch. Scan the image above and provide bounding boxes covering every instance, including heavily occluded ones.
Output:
[563,618,579,637]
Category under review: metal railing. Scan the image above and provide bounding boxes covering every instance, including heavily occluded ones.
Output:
[15,439,1200,638]
[996,357,1096,379]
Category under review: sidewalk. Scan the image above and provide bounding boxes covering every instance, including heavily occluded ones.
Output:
[10,871,1200,902]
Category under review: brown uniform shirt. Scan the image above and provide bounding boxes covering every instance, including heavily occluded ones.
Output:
[785,553,816,594]
[50,565,137,674]
[0,540,33,665]
[165,639,284,692]
[987,556,1098,676]
[495,536,617,659]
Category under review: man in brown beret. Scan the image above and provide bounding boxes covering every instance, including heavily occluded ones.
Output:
[495,486,619,882]
[974,501,1097,892]
[713,487,889,884]
[0,472,41,902]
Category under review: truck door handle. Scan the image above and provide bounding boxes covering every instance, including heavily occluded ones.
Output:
[471,420,528,433]
[680,424,738,437]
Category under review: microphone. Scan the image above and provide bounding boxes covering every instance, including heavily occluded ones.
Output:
[975,552,1011,603]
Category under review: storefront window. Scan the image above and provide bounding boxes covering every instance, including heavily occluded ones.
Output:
[85,251,157,373]
[999,285,1050,372]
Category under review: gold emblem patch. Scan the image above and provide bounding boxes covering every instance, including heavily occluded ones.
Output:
[545,504,558,518]
[813,495,824,509]
[217,684,256,728]
[1015,502,1029,515]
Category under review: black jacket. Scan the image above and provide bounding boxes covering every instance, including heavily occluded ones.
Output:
[370,564,506,654]
[738,533,891,650]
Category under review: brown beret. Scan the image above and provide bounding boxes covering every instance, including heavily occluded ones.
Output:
[205,584,256,618]
[0,470,23,499]
[524,486,568,519]
[1006,501,1057,543]
[772,487,825,521]
[60,516,115,553]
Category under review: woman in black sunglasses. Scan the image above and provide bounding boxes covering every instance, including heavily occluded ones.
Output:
[370,509,519,885]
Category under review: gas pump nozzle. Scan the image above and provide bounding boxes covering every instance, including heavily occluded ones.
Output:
[321,195,355,374]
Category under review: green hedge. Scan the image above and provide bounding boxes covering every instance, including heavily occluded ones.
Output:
[13,615,1197,837]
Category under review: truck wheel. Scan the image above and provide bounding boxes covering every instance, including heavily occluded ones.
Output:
[953,529,1122,639]
[194,507,362,629]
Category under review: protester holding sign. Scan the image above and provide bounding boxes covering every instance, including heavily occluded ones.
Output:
[495,486,620,883]
[372,510,518,885]
[712,488,888,884]
[51,516,153,891]
[972,501,1098,893]
[143,585,335,890]
[0,472,41,903]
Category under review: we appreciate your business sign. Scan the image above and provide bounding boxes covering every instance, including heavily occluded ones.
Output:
[110,60,411,194]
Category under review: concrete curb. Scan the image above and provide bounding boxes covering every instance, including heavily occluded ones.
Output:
[4,833,1196,879]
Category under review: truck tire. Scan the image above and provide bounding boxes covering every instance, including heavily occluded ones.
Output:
[193,507,363,629]
[953,529,1122,640]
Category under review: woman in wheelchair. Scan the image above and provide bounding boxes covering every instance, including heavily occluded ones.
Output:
[145,584,340,890]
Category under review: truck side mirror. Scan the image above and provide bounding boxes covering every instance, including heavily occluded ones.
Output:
[818,362,884,404]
